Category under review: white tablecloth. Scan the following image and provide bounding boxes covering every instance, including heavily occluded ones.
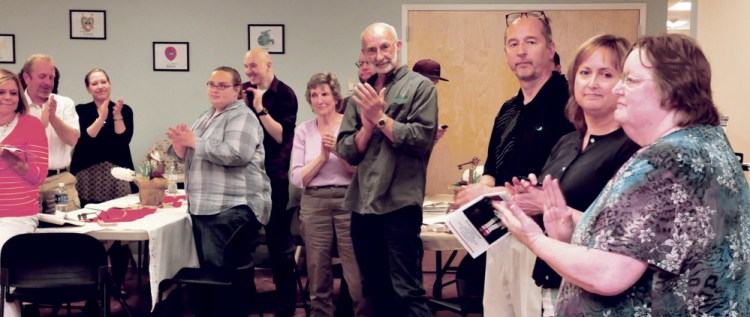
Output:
[36,192,199,310]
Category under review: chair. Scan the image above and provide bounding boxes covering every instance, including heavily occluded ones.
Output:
[156,220,259,314]
[429,255,484,316]
[0,233,110,317]
[253,206,311,316]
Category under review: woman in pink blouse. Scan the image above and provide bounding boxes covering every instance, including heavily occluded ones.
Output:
[0,68,48,317]
[290,73,368,317]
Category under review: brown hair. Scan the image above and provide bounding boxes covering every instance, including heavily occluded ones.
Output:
[565,34,631,131]
[84,68,110,87]
[0,68,29,115]
[632,34,719,126]
[305,72,342,105]
[504,15,553,46]
[212,66,243,100]
[20,54,53,79]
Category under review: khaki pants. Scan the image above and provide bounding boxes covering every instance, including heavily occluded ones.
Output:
[483,234,542,317]
[300,186,369,317]
[39,172,80,214]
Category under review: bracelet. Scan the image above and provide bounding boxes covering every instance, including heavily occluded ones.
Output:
[113,117,123,121]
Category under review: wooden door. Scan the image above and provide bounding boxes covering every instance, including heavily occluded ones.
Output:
[406,7,641,194]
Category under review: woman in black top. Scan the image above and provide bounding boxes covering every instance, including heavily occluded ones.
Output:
[71,68,135,295]
[504,34,640,316]
[71,68,135,205]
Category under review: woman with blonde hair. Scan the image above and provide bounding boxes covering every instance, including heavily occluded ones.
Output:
[0,68,48,317]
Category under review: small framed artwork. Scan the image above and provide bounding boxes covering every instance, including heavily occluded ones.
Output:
[248,24,285,54]
[153,42,190,72]
[70,10,107,40]
[0,34,15,64]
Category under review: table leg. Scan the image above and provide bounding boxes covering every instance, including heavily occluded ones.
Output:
[432,250,459,299]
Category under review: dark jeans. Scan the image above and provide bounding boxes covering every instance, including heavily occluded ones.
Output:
[351,205,432,317]
[190,205,262,317]
[265,178,297,316]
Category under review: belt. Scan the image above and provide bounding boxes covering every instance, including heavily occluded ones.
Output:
[307,184,349,191]
[47,168,68,177]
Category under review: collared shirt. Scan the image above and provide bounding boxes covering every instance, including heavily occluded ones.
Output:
[170,100,272,225]
[290,118,353,189]
[483,72,573,185]
[532,128,639,288]
[337,65,438,214]
[25,90,79,169]
[241,76,298,181]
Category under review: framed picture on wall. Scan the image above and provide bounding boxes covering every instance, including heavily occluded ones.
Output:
[248,24,285,54]
[153,42,189,72]
[70,10,107,40]
[0,34,15,64]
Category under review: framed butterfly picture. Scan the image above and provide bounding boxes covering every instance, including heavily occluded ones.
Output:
[70,10,106,40]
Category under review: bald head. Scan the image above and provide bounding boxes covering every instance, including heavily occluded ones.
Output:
[361,23,398,43]
[360,22,402,75]
[243,48,274,89]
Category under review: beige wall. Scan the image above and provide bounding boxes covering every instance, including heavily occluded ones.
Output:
[696,0,750,175]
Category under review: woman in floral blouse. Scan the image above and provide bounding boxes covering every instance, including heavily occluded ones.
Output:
[496,34,750,316]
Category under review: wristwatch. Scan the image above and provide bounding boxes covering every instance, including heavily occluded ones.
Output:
[257,108,269,116]
[377,116,388,128]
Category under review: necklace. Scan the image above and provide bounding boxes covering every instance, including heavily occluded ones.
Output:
[0,114,18,141]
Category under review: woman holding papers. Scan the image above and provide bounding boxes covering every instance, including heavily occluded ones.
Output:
[0,68,48,317]
[290,72,367,317]
[498,34,750,316]
[502,34,640,316]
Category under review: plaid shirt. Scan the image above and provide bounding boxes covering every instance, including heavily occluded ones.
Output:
[171,100,271,224]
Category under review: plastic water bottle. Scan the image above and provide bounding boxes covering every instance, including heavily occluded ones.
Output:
[54,183,68,213]
[166,165,178,195]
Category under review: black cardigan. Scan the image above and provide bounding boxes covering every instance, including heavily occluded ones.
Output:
[70,101,135,174]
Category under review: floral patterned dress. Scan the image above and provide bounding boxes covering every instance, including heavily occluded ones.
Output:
[556,125,750,317]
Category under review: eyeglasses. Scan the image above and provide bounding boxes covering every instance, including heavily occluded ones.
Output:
[206,82,237,90]
[355,61,371,68]
[362,41,397,58]
[618,72,655,89]
[505,10,548,26]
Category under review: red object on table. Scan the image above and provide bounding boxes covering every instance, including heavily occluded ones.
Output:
[91,207,157,223]
[162,195,186,208]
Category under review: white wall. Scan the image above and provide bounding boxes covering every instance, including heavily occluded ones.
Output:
[696,0,750,171]
[1,0,666,166]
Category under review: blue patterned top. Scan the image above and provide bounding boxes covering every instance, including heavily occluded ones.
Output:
[557,125,750,316]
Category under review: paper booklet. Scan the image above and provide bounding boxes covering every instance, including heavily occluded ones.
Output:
[37,213,86,227]
[445,191,510,258]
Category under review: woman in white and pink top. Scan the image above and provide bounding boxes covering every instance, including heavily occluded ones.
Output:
[290,72,368,317]
[0,68,48,317]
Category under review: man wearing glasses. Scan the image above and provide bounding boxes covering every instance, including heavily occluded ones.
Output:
[337,22,437,317]
[454,11,574,317]
[242,48,299,317]
[338,53,376,114]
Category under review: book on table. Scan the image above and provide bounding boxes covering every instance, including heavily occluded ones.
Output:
[37,213,86,227]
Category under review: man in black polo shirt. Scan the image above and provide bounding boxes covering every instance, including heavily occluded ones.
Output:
[454,11,573,317]
[242,48,298,317]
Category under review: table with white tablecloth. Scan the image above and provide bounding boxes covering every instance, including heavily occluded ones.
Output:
[35,191,199,310]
